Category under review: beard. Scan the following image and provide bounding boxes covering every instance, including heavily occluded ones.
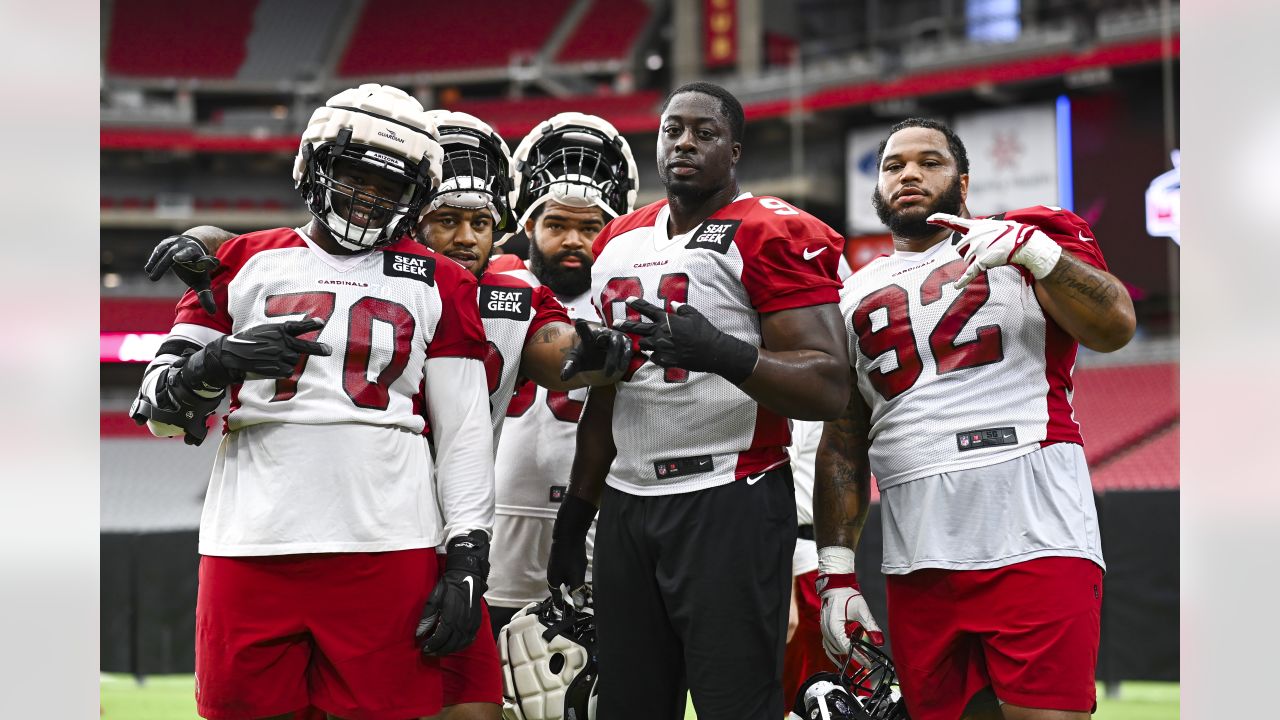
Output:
[871,176,964,240]
[529,237,593,298]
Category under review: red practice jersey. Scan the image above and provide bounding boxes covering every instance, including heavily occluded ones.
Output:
[590,193,844,495]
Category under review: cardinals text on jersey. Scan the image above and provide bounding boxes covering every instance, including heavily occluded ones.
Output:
[841,206,1108,489]
[590,193,844,495]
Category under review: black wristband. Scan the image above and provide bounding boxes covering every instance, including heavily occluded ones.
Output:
[552,494,598,540]
[445,529,491,581]
[713,332,759,386]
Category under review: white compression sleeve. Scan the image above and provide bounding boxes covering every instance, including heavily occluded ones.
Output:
[425,356,496,542]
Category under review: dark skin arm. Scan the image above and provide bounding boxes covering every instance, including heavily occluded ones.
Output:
[813,384,873,551]
[564,383,617,507]
[181,225,235,252]
[1034,250,1137,353]
[738,303,851,421]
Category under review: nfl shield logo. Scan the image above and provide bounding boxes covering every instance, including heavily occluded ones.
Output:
[960,436,969,447]
[658,465,667,476]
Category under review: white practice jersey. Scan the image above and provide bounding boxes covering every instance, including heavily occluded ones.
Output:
[841,206,1108,571]
[841,206,1106,489]
[137,228,493,556]
[591,194,844,496]
[475,267,571,445]
[486,258,599,607]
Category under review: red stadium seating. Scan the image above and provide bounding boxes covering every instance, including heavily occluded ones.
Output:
[106,0,257,78]
[337,0,574,75]
[1072,362,1178,467]
[1090,424,1179,491]
[557,0,651,63]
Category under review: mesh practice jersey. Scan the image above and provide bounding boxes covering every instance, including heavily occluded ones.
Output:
[840,206,1107,489]
[487,259,599,607]
[138,227,492,556]
[475,268,571,444]
[591,193,843,495]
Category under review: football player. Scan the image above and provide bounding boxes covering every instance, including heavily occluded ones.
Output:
[813,118,1135,720]
[131,84,495,720]
[545,82,851,720]
[143,109,631,720]
[482,112,639,641]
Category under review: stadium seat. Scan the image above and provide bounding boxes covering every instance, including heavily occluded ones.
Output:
[556,0,652,63]
[1073,362,1178,467]
[337,0,575,75]
[106,0,257,78]
[1090,424,1179,491]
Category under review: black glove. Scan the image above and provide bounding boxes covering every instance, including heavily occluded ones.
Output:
[559,319,633,381]
[614,298,759,385]
[144,234,220,315]
[179,318,332,393]
[130,350,223,446]
[547,494,597,608]
[417,530,491,656]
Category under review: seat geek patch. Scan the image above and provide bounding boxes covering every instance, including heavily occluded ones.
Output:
[480,285,532,320]
[685,219,741,254]
[384,253,436,285]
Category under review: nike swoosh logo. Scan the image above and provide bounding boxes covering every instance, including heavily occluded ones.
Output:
[223,336,256,344]
[746,473,765,485]
[462,575,474,605]
[1078,231,1093,243]
[802,246,828,261]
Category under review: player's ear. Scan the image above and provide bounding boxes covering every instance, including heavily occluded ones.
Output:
[959,172,969,204]
[730,141,742,166]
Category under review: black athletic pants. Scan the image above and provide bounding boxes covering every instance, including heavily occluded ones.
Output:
[593,465,797,720]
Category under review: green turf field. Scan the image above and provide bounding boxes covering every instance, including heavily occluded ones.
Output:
[100,674,1179,719]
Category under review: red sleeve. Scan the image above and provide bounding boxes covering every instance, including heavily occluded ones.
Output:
[525,285,572,342]
[739,213,844,314]
[486,254,528,274]
[428,267,488,360]
[1003,206,1108,271]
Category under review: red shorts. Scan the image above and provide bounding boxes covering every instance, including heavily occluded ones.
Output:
[436,553,503,706]
[885,556,1103,720]
[196,550,444,720]
[782,569,829,708]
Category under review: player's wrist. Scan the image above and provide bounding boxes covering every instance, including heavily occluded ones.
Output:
[552,494,598,540]
[444,529,490,582]
[1013,226,1063,280]
[710,330,759,385]
[817,545,858,577]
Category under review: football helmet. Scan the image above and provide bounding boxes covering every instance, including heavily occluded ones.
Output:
[423,110,517,242]
[294,83,443,251]
[791,638,909,720]
[512,112,638,228]
[498,594,598,720]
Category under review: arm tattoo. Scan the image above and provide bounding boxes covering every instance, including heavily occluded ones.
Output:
[1042,252,1120,308]
[813,387,873,550]
[529,322,571,346]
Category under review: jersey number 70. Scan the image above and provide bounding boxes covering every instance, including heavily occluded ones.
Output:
[264,291,415,410]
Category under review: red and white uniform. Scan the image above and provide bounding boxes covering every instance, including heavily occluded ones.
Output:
[139,228,494,557]
[473,267,572,442]
[486,258,599,609]
[841,205,1105,573]
[590,193,843,495]
[842,206,1108,717]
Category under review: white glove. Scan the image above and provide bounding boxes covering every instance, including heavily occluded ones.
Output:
[928,212,1063,289]
[816,546,884,667]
